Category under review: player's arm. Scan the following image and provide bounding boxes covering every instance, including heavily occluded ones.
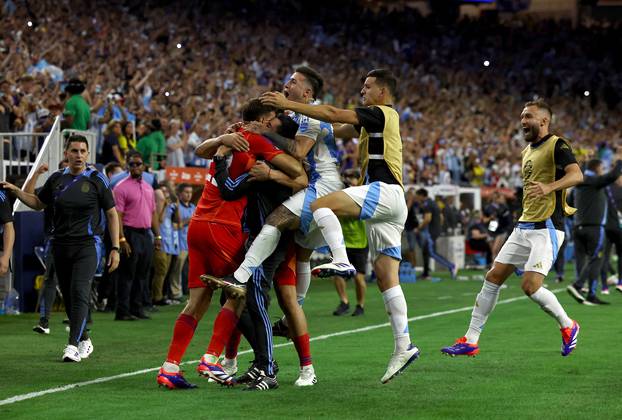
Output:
[212,147,255,201]
[195,132,250,159]
[0,181,46,210]
[23,163,49,194]
[105,206,120,272]
[525,141,583,199]
[262,131,315,161]
[585,160,622,188]
[260,92,360,125]
[417,212,432,232]
[0,222,14,276]
[333,123,360,139]
[249,161,308,193]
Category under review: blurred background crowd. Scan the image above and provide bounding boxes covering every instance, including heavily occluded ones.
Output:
[2,0,621,189]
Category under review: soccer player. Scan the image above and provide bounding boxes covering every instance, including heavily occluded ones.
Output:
[156,100,303,389]
[205,66,343,298]
[261,68,420,384]
[440,99,583,358]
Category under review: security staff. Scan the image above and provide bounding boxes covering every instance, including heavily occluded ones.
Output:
[2,135,120,362]
[567,158,622,305]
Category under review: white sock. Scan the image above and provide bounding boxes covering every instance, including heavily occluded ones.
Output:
[234,225,281,283]
[382,286,411,353]
[162,361,180,373]
[465,281,501,344]
[312,208,349,263]
[203,353,218,363]
[529,287,573,328]
[296,260,311,306]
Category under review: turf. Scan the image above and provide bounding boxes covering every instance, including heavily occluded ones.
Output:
[1,269,621,419]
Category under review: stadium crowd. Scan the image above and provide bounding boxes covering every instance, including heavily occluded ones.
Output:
[2,0,622,188]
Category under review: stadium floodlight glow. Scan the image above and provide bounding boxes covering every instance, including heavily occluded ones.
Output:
[483,60,490,67]
[584,90,590,97]
[176,43,182,49]
[27,21,33,27]
[165,91,170,97]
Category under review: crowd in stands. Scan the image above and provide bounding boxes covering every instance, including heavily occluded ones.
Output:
[2,1,621,192]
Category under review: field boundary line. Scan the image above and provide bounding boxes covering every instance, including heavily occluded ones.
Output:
[0,288,562,406]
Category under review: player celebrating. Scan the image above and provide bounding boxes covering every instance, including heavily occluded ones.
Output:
[156,100,303,389]
[441,99,583,358]
[261,68,420,384]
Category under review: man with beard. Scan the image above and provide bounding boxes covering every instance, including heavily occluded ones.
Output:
[441,99,583,358]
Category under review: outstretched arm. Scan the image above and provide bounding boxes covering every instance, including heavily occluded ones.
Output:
[260,92,360,125]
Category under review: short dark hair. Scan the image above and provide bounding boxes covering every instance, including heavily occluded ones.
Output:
[524,99,552,119]
[104,161,122,177]
[241,99,277,122]
[64,134,89,151]
[415,188,428,197]
[295,65,323,98]
[127,150,143,162]
[586,159,602,172]
[275,114,299,139]
[177,183,192,194]
[367,69,398,98]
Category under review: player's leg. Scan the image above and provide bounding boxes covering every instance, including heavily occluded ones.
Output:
[442,228,530,356]
[230,200,301,287]
[310,187,368,277]
[349,247,368,316]
[295,246,313,306]
[524,227,579,355]
[332,275,350,315]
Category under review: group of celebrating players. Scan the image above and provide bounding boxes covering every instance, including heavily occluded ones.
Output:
[155,66,582,391]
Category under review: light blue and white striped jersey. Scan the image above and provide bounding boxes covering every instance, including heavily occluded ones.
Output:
[290,112,340,182]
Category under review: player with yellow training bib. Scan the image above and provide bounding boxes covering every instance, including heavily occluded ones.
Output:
[261,69,419,385]
[441,99,583,359]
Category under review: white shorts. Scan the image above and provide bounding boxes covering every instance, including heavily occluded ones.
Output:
[495,223,564,276]
[342,182,407,262]
[283,176,343,234]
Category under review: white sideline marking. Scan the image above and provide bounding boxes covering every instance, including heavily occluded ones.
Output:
[0,288,562,406]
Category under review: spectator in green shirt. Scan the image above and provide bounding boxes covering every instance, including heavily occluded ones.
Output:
[62,79,90,131]
[136,119,167,170]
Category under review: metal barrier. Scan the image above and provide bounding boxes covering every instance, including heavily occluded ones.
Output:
[0,132,49,183]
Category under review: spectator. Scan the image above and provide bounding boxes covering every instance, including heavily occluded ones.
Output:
[118,121,136,156]
[151,182,180,305]
[62,79,90,131]
[137,119,166,170]
[166,119,187,168]
[100,120,124,165]
[168,183,195,300]
[113,151,161,321]
[466,211,493,266]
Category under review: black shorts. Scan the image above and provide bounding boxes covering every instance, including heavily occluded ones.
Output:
[347,247,368,275]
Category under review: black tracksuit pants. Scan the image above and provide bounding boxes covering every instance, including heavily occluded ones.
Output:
[573,225,606,298]
[53,242,98,346]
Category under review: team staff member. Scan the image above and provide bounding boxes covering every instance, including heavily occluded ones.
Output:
[414,188,458,279]
[114,151,161,320]
[441,100,582,358]
[566,158,622,305]
[2,135,120,362]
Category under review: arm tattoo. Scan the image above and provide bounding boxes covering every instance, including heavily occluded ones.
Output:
[263,132,299,157]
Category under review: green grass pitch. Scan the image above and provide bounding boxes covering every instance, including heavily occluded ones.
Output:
[1,269,621,419]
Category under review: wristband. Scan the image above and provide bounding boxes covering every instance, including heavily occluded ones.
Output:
[111,247,120,252]
[155,235,162,240]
